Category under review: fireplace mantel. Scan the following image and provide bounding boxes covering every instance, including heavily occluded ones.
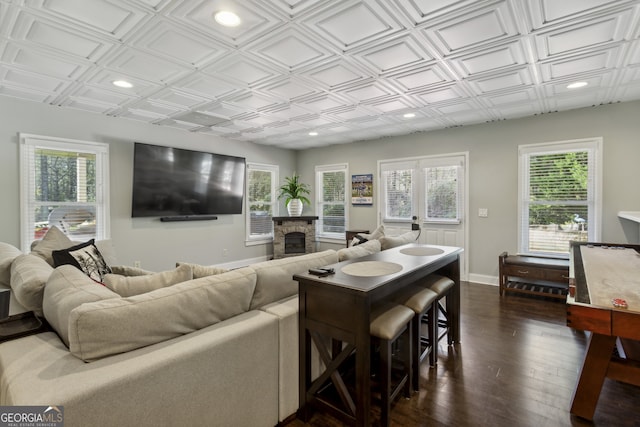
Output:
[272,216,319,225]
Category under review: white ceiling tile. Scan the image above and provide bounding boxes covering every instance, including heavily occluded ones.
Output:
[202,54,280,87]
[354,34,433,74]
[11,12,113,60]
[539,48,620,81]
[42,0,148,39]
[249,27,334,70]
[467,68,533,94]
[0,0,638,149]
[131,20,229,67]
[448,40,528,77]
[0,83,52,102]
[525,0,632,29]
[421,1,519,55]
[172,74,237,100]
[168,0,284,46]
[534,11,632,59]
[303,0,404,51]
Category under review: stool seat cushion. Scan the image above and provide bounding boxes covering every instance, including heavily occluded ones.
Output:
[370,304,413,340]
[399,286,438,314]
[423,275,454,295]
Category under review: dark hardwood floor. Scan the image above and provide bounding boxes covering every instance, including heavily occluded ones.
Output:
[285,282,640,427]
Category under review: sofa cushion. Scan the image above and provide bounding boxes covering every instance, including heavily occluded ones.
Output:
[68,266,258,361]
[110,265,154,276]
[30,226,73,266]
[43,265,120,347]
[379,230,419,250]
[0,242,22,287]
[10,253,54,316]
[103,265,193,297]
[249,250,338,310]
[175,261,229,279]
[52,239,112,283]
[337,239,381,261]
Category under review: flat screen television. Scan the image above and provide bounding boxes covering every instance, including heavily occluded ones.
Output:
[131,142,245,218]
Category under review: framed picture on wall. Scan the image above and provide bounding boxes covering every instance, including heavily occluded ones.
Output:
[351,174,373,205]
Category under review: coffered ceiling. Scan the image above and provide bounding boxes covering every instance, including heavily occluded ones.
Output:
[1,0,639,150]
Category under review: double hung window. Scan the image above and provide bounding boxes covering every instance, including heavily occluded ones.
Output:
[19,134,110,251]
[518,138,602,256]
[316,164,347,240]
[245,163,278,244]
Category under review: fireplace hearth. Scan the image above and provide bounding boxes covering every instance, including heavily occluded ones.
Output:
[272,216,318,259]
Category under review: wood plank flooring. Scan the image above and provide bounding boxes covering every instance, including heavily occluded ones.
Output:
[284,282,640,427]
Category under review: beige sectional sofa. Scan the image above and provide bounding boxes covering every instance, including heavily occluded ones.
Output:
[0,235,338,427]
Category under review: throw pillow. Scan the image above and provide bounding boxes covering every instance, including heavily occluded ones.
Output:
[52,239,111,283]
[175,261,229,279]
[31,226,73,266]
[350,224,385,247]
[103,264,193,297]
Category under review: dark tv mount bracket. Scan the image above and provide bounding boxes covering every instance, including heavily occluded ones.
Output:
[160,215,218,222]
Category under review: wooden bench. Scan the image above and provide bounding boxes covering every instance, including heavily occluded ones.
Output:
[498,252,570,300]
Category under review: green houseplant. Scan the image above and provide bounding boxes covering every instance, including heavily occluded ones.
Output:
[278,173,311,216]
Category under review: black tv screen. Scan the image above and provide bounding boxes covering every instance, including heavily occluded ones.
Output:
[131,142,245,218]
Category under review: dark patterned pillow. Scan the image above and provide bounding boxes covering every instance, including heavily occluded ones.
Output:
[52,239,112,283]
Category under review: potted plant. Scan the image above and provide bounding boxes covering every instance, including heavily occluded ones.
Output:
[278,173,311,216]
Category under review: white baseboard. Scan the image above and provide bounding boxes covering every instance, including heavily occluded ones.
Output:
[467,273,499,286]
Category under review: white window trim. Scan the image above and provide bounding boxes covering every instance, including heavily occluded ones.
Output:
[315,163,348,242]
[245,162,278,246]
[19,133,110,252]
[517,137,603,257]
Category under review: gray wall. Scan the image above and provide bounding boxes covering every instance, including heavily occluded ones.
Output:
[296,100,640,281]
[2,95,639,279]
[0,97,297,271]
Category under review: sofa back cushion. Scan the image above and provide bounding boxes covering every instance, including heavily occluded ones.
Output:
[103,265,193,297]
[379,230,420,250]
[175,261,229,278]
[337,239,381,261]
[43,265,121,346]
[68,266,257,361]
[0,242,22,287]
[250,250,338,310]
[10,253,55,316]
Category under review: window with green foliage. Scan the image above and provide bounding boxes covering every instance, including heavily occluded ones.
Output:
[20,134,109,251]
[519,139,602,256]
[246,163,278,243]
[316,164,347,239]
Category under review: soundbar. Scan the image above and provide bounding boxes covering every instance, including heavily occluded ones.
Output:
[160,215,218,222]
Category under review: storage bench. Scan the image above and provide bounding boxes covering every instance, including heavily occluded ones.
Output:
[498,252,570,300]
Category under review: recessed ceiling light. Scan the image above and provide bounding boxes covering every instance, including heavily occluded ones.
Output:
[567,81,588,89]
[403,113,416,118]
[112,80,133,88]
[308,131,318,136]
[214,11,241,27]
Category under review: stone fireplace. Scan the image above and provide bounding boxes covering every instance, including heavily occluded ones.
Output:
[272,216,318,259]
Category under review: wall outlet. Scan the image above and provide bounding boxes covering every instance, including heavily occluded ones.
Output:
[134,260,141,268]
[222,249,228,257]
[478,208,489,218]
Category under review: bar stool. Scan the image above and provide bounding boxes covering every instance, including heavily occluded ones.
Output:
[423,275,455,354]
[370,303,414,427]
[395,285,439,391]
